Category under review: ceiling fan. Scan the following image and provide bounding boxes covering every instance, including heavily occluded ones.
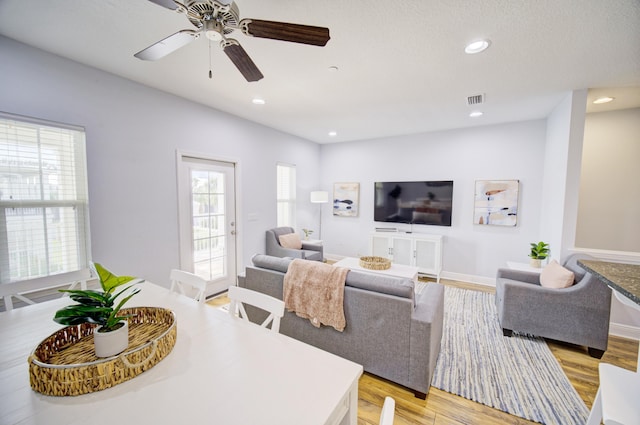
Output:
[134,0,331,82]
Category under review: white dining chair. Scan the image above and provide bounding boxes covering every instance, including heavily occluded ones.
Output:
[585,290,640,425]
[169,269,207,303]
[586,363,640,425]
[227,286,285,333]
[379,396,396,425]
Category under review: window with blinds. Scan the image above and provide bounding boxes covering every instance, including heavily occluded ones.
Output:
[276,163,296,228]
[0,113,90,285]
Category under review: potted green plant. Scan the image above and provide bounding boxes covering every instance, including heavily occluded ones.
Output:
[302,228,314,240]
[54,263,142,357]
[529,241,550,268]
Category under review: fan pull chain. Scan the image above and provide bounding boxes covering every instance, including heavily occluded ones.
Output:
[208,39,213,79]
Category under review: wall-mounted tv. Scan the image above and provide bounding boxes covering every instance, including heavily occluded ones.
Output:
[374,181,454,226]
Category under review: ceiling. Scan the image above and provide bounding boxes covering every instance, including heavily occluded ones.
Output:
[1,0,639,144]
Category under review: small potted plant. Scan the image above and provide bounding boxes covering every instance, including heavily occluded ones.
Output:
[302,228,314,240]
[529,241,550,268]
[53,263,142,357]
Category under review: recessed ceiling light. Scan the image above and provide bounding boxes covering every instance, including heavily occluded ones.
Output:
[469,111,483,118]
[252,98,266,105]
[465,39,490,54]
[328,131,337,137]
[328,66,339,72]
[593,96,614,104]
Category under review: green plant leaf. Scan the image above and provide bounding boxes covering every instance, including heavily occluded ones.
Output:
[59,289,111,306]
[53,305,111,326]
[529,241,550,259]
[94,263,137,293]
[110,283,139,302]
[105,288,140,329]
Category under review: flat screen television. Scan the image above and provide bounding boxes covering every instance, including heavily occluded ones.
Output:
[374,181,453,226]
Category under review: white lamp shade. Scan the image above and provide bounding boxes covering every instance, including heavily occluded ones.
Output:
[310,191,329,203]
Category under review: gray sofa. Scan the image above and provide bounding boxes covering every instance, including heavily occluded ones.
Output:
[238,254,445,398]
[265,227,323,261]
[495,253,612,358]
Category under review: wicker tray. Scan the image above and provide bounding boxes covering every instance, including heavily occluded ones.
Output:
[28,307,177,397]
[359,256,391,270]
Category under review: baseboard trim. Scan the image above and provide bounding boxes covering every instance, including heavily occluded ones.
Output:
[609,322,640,341]
[441,271,495,287]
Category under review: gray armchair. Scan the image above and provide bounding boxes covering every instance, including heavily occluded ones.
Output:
[495,253,612,358]
[265,227,323,261]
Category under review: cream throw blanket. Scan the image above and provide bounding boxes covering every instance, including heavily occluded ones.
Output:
[283,259,349,332]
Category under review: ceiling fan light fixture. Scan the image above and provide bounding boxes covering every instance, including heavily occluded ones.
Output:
[205,31,223,41]
[204,19,223,41]
[593,96,614,104]
[465,39,490,54]
[469,111,484,118]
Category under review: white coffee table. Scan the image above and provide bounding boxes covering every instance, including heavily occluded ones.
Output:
[333,257,419,283]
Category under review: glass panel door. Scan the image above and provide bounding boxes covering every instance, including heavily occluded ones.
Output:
[191,168,227,280]
[178,156,236,296]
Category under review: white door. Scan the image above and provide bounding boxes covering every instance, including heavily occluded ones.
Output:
[177,155,237,297]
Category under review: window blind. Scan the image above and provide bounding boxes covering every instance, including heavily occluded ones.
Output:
[276,163,296,228]
[0,113,90,285]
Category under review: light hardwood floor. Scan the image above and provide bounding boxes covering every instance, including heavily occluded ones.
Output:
[208,279,639,425]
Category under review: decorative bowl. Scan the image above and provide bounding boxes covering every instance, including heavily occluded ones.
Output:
[359,256,391,270]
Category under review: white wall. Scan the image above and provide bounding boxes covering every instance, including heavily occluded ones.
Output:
[541,90,588,261]
[319,120,548,282]
[0,36,320,287]
[577,108,640,252]
[576,107,640,336]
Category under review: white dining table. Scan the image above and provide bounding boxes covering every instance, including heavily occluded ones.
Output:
[0,282,363,425]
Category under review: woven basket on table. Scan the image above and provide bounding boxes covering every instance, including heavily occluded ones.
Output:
[359,256,391,270]
[28,306,177,397]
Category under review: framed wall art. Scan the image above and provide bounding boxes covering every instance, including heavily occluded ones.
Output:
[473,180,519,226]
[333,182,359,217]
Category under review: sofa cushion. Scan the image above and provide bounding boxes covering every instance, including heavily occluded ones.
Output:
[279,233,302,249]
[540,260,575,289]
[345,271,414,300]
[252,254,293,273]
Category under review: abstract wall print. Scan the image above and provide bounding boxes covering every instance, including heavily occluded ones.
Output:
[474,180,519,226]
[333,182,359,217]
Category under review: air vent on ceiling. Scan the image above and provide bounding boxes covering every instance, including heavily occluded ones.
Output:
[467,94,485,106]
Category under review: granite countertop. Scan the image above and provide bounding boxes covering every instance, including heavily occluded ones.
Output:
[578,259,640,305]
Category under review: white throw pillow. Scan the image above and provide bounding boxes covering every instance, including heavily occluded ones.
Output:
[279,233,302,249]
[539,260,575,289]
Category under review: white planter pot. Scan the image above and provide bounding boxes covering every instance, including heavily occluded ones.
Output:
[94,321,129,358]
[529,258,542,268]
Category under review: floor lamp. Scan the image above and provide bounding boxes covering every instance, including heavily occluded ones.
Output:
[310,191,329,239]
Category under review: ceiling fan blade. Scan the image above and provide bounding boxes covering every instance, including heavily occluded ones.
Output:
[146,0,178,10]
[134,30,199,61]
[240,19,330,46]
[223,40,264,82]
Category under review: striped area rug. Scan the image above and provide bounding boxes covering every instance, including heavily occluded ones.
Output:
[430,286,590,425]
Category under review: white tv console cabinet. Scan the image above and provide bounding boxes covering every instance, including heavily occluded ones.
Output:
[370,231,443,282]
